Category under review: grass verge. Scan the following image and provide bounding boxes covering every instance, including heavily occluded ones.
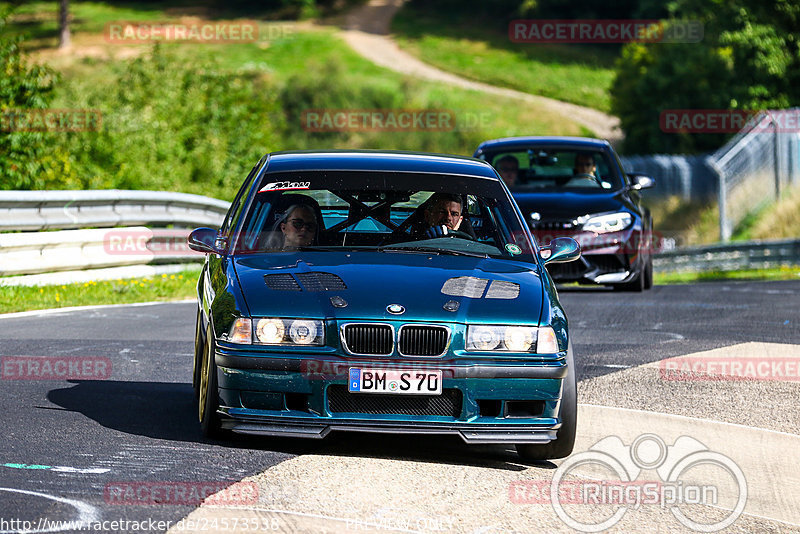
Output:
[391,2,616,112]
[655,266,800,285]
[0,269,200,314]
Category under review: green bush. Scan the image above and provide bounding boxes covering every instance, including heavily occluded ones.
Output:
[53,45,283,199]
[0,12,57,189]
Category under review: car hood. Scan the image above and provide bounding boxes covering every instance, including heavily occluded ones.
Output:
[233,251,544,325]
[513,191,626,219]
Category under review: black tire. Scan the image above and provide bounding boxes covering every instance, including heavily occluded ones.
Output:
[613,266,645,292]
[516,342,577,461]
[198,324,225,438]
[192,309,204,399]
[643,255,654,290]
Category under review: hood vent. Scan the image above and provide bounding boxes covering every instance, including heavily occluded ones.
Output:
[263,274,301,291]
[296,272,347,291]
[263,272,347,292]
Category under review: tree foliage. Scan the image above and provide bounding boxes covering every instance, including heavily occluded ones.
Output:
[0,12,56,189]
[611,0,800,153]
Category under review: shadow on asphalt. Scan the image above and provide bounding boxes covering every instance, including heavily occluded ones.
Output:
[46,380,554,471]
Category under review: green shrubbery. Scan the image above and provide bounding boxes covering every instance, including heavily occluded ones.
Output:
[49,46,283,199]
[0,12,57,189]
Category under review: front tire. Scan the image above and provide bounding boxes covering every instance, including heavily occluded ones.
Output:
[192,309,204,399]
[643,255,654,290]
[516,342,577,461]
[198,324,224,438]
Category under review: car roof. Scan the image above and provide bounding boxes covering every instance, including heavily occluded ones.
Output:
[474,136,612,156]
[263,150,499,179]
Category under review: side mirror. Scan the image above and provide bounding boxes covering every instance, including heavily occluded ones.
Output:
[629,173,655,190]
[188,228,223,254]
[541,237,581,264]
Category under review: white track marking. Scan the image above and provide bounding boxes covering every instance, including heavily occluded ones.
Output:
[0,488,100,533]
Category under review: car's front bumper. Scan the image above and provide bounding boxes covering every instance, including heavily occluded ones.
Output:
[536,226,646,284]
[214,349,567,444]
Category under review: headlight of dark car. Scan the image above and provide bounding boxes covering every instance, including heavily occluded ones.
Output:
[582,212,632,233]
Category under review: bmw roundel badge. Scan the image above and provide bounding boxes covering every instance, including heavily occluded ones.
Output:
[387,304,405,315]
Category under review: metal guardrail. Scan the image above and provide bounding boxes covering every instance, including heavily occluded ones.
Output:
[654,239,800,273]
[0,190,229,282]
[0,190,230,231]
[0,227,203,276]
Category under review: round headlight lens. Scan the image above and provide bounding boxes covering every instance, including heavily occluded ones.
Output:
[471,326,501,350]
[289,319,319,345]
[504,327,535,351]
[256,318,285,344]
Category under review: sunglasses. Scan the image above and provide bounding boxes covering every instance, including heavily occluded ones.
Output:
[288,218,316,231]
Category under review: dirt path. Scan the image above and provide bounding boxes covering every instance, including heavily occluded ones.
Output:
[339,0,623,144]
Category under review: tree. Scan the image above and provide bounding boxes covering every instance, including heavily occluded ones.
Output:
[611,0,800,154]
[59,0,70,49]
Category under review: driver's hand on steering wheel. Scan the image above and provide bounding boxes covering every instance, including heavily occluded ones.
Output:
[425,225,450,238]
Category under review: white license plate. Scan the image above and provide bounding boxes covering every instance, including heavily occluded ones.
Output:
[348,368,442,395]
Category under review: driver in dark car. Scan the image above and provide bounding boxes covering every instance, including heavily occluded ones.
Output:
[573,152,597,177]
[422,193,464,238]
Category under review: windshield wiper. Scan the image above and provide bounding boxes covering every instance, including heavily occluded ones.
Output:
[378,246,489,259]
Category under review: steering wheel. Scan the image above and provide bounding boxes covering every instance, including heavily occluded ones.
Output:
[437,229,475,240]
[571,173,604,187]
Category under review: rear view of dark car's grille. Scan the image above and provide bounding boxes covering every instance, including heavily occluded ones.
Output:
[327,385,462,417]
[342,324,393,355]
[398,325,449,356]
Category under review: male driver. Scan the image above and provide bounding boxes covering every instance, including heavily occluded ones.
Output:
[573,152,597,177]
[422,193,463,238]
[495,155,519,188]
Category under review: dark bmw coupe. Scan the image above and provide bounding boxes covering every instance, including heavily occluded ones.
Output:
[188,150,581,460]
[474,137,655,291]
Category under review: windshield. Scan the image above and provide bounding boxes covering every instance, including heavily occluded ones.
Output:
[232,170,535,261]
[488,148,623,191]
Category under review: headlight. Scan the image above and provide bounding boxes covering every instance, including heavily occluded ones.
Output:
[582,212,632,234]
[254,317,324,346]
[256,318,285,344]
[466,325,559,353]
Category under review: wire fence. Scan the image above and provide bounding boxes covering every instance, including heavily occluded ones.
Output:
[710,110,800,241]
[620,108,800,241]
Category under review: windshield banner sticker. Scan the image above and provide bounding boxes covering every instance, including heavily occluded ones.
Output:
[259,181,311,192]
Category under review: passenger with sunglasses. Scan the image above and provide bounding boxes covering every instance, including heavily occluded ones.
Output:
[280,204,317,250]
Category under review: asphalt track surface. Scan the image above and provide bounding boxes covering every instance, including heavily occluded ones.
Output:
[0,279,798,533]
